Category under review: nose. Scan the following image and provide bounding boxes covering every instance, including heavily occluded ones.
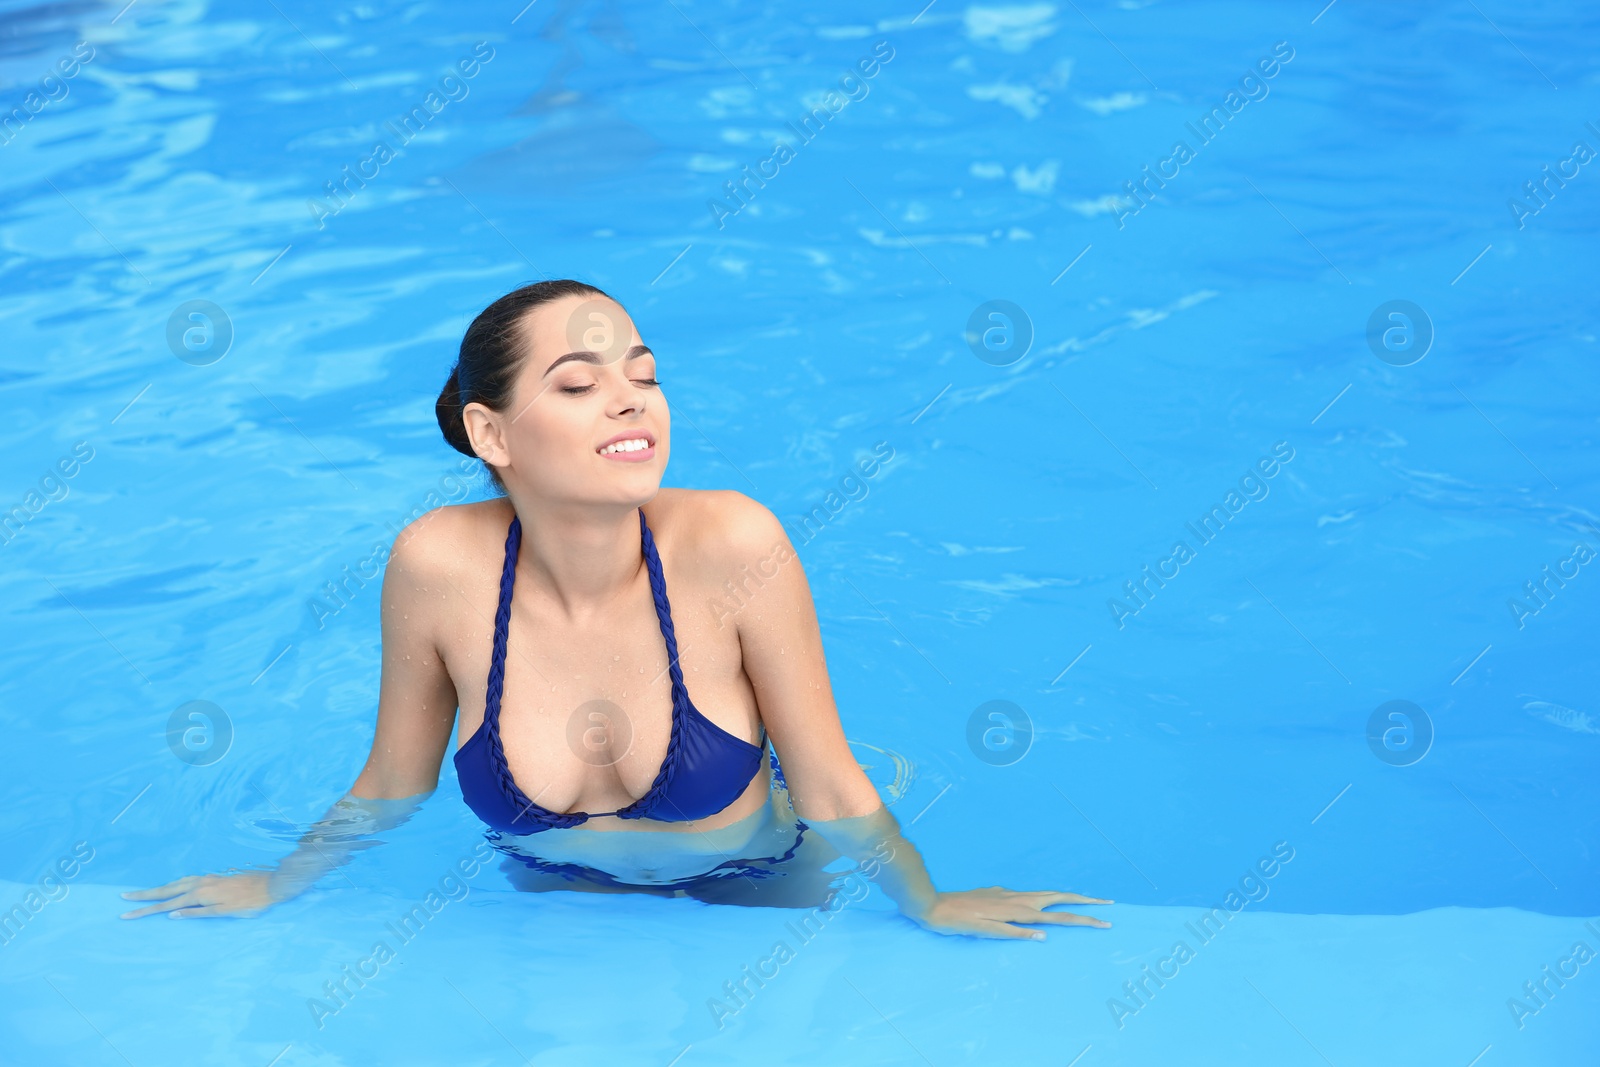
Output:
[602,363,646,416]
[607,384,644,417]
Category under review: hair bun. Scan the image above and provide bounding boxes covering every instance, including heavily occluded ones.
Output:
[442,280,611,488]
[435,364,475,457]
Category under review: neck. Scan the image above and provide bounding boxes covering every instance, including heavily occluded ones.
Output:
[500,492,647,618]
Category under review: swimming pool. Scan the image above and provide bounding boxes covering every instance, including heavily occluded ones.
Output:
[2,0,1597,1062]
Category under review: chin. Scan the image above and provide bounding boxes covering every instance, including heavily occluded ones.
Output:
[611,474,664,508]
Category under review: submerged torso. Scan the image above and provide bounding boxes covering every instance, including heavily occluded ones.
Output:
[495,782,802,886]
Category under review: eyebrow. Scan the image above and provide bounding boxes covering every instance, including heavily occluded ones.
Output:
[542,344,653,377]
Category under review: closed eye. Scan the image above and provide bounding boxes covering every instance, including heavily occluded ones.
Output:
[561,378,658,396]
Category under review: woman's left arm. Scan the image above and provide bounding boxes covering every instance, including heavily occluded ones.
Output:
[715,494,1112,940]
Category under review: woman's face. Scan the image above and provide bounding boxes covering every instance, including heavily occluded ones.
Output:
[467,293,669,508]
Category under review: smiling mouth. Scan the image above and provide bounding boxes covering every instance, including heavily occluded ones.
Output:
[595,435,656,463]
[597,436,654,457]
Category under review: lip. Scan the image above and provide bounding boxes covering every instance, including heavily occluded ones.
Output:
[596,430,656,463]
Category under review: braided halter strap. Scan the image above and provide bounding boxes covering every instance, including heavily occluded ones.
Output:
[480,509,690,830]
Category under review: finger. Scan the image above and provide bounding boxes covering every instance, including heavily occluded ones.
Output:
[1030,910,1112,929]
[170,904,253,919]
[1006,890,1114,906]
[968,919,1048,941]
[119,891,200,920]
[119,876,200,901]
[982,900,1114,928]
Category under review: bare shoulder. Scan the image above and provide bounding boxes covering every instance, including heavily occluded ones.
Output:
[646,488,791,575]
[387,497,513,587]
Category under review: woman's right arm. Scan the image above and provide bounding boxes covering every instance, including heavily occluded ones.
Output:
[120,514,462,919]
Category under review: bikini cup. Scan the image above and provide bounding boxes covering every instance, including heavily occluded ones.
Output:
[454,508,767,834]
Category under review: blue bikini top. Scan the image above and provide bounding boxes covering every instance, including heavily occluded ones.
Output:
[454,508,768,834]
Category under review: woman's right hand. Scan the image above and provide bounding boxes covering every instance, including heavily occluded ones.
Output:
[118,870,280,920]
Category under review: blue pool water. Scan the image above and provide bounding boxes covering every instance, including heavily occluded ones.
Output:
[2,0,1598,1062]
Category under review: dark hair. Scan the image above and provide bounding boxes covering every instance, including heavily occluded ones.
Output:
[436,279,612,483]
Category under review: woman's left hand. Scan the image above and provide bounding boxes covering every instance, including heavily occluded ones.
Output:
[908,887,1113,940]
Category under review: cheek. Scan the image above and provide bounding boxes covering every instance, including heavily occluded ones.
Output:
[653,390,671,457]
[511,403,586,470]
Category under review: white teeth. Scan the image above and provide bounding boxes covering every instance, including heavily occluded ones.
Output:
[599,438,651,455]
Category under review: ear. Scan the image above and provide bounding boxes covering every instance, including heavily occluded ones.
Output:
[462,401,510,475]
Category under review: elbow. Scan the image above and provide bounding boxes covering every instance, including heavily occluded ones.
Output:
[784,757,886,823]
[789,787,885,824]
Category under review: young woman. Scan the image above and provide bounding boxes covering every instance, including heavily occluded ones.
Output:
[121,280,1112,940]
